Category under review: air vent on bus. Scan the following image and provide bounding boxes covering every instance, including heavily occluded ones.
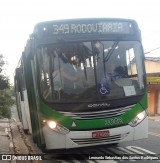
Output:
[71,132,129,145]
[60,105,134,120]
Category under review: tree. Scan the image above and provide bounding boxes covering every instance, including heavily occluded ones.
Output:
[0,54,14,118]
[0,54,9,89]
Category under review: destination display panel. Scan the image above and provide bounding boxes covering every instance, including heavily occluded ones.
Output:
[36,20,136,36]
[52,21,134,35]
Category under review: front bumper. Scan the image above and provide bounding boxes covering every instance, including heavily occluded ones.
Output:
[43,117,148,150]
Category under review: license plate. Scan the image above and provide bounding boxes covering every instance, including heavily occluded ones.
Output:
[92,130,110,138]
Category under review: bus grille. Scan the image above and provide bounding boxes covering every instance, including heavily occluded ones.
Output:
[71,132,129,145]
[60,105,134,119]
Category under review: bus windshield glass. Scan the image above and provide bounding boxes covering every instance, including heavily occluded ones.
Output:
[37,41,145,102]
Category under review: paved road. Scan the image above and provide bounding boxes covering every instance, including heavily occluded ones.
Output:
[41,144,159,163]
[0,119,11,163]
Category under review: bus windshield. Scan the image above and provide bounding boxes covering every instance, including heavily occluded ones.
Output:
[37,41,145,102]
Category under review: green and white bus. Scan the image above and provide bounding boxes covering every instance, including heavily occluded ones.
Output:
[15,18,148,150]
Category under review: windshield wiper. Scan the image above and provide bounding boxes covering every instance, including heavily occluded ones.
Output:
[104,41,119,62]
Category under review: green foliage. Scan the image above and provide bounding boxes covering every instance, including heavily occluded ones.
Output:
[0,90,15,118]
[0,54,15,119]
[0,75,9,90]
[0,54,10,90]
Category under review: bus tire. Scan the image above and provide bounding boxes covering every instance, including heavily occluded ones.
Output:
[111,143,119,146]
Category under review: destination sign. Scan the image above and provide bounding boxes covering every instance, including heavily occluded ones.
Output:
[52,21,133,35]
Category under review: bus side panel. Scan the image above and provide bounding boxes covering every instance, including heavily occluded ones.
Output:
[23,54,38,143]
[31,58,45,146]
[15,91,22,122]
[19,96,29,131]
[23,51,44,148]
[23,90,32,134]
[15,70,29,131]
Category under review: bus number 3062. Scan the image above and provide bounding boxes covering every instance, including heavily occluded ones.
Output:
[105,117,123,126]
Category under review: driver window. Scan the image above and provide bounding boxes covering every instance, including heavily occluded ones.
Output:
[126,48,137,76]
[37,47,52,100]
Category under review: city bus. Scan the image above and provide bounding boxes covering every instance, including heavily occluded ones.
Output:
[14,18,148,151]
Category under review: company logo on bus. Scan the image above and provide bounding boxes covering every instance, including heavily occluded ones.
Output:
[88,103,110,108]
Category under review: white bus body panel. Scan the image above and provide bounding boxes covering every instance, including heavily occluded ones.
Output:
[19,92,28,130]
[23,90,32,134]
[20,100,28,130]
[19,91,32,134]
[43,117,148,150]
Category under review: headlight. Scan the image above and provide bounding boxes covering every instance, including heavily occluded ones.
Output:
[129,110,147,127]
[45,120,69,134]
[47,121,57,129]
